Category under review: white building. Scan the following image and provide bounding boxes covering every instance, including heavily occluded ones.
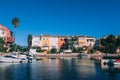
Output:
[86,37,95,47]
[50,36,58,50]
[30,36,42,54]
[0,25,6,40]
[32,36,41,47]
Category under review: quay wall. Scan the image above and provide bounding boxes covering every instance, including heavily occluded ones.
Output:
[37,53,120,58]
[89,54,120,58]
[37,53,79,58]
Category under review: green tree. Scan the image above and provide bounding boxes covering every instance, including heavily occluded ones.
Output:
[36,47,42,53]
[27,34,32,53]
[100,34,117,53]
[72,47,77,53]
[10,44,22,52]
[0,38,5,54]
[88,49,95,54]
[27,34,32,62]
[59,49,63,53]
[60,36,79,51]
[12,17,20,42]
[12,17,20,28]
[116,35,120,47]
[51,48,57,54]
[12,17,20,52]
[101,38,107,46]
[20,46,28,52]
[77,47,84,53]
[10,44,16,52]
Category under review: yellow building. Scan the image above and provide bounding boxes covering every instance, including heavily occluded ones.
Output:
[78,36,87,47]
[41,35,50,51]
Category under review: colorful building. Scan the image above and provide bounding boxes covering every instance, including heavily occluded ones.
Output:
[31,34,96,54]
[32,36,41,47]
[78,36,95,47]
[86,37,95,47]
[41,35,50,50]
[58,36,66,49]
[0,24,14,44]
[0,26,6,40]
[50,36,58,50]
[78,36,87,47]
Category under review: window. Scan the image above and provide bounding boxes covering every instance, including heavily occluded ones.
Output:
[61,39,63,41]
[35,41,38,43]
[40,37,41,40]
[2,31,4,35]
[44,42,48,46]
[87,39,89,42]
[79,38,85,40]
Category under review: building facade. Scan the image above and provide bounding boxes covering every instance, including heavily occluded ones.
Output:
[32,36,41,47]
[0,26,6,40]
[58,36,65,49]
[41,35,50,50]
[86,37,95,47]
[78,36,95,47]
[31,34,96,54]
[78,36,87,47]
[50,36,58,50]
[0,24,14,44]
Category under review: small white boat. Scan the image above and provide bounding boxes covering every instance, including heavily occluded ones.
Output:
[0,55,22,63]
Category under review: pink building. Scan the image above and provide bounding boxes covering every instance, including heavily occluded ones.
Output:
[0,24,14,44]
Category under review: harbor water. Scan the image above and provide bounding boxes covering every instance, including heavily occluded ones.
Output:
[0,58,120,80]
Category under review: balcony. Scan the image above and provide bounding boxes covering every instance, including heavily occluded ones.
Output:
[42,46,49,50]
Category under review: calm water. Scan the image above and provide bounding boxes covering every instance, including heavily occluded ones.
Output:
[0,58,120,80]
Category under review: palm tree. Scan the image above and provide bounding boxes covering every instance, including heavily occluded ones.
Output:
[27,34,32,53]
[12,17,20,52]
[12,17,20,43]
[27,34,32,62]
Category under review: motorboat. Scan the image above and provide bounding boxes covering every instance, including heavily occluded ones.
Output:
[79,53,90,59]
[11,54,27,60]
[114,59,120,65]
[0,55,22,63]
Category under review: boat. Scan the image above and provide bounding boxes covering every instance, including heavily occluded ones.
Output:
[79,53,90,59]
[114,59,120,65]
[0,55,22,63]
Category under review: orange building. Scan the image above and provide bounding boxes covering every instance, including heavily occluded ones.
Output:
[58,36,66,49]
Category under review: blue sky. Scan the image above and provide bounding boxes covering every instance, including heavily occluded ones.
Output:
[0,0,120,46]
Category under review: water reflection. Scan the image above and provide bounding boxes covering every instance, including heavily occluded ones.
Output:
[0,58,120,80]
[101,63,120,80]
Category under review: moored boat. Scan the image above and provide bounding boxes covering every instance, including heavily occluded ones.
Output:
[0,55,22,63]
[114,59,120,65]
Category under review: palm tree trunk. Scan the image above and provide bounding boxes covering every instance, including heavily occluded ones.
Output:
[14,27,16,43]
[14,27,19,57]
